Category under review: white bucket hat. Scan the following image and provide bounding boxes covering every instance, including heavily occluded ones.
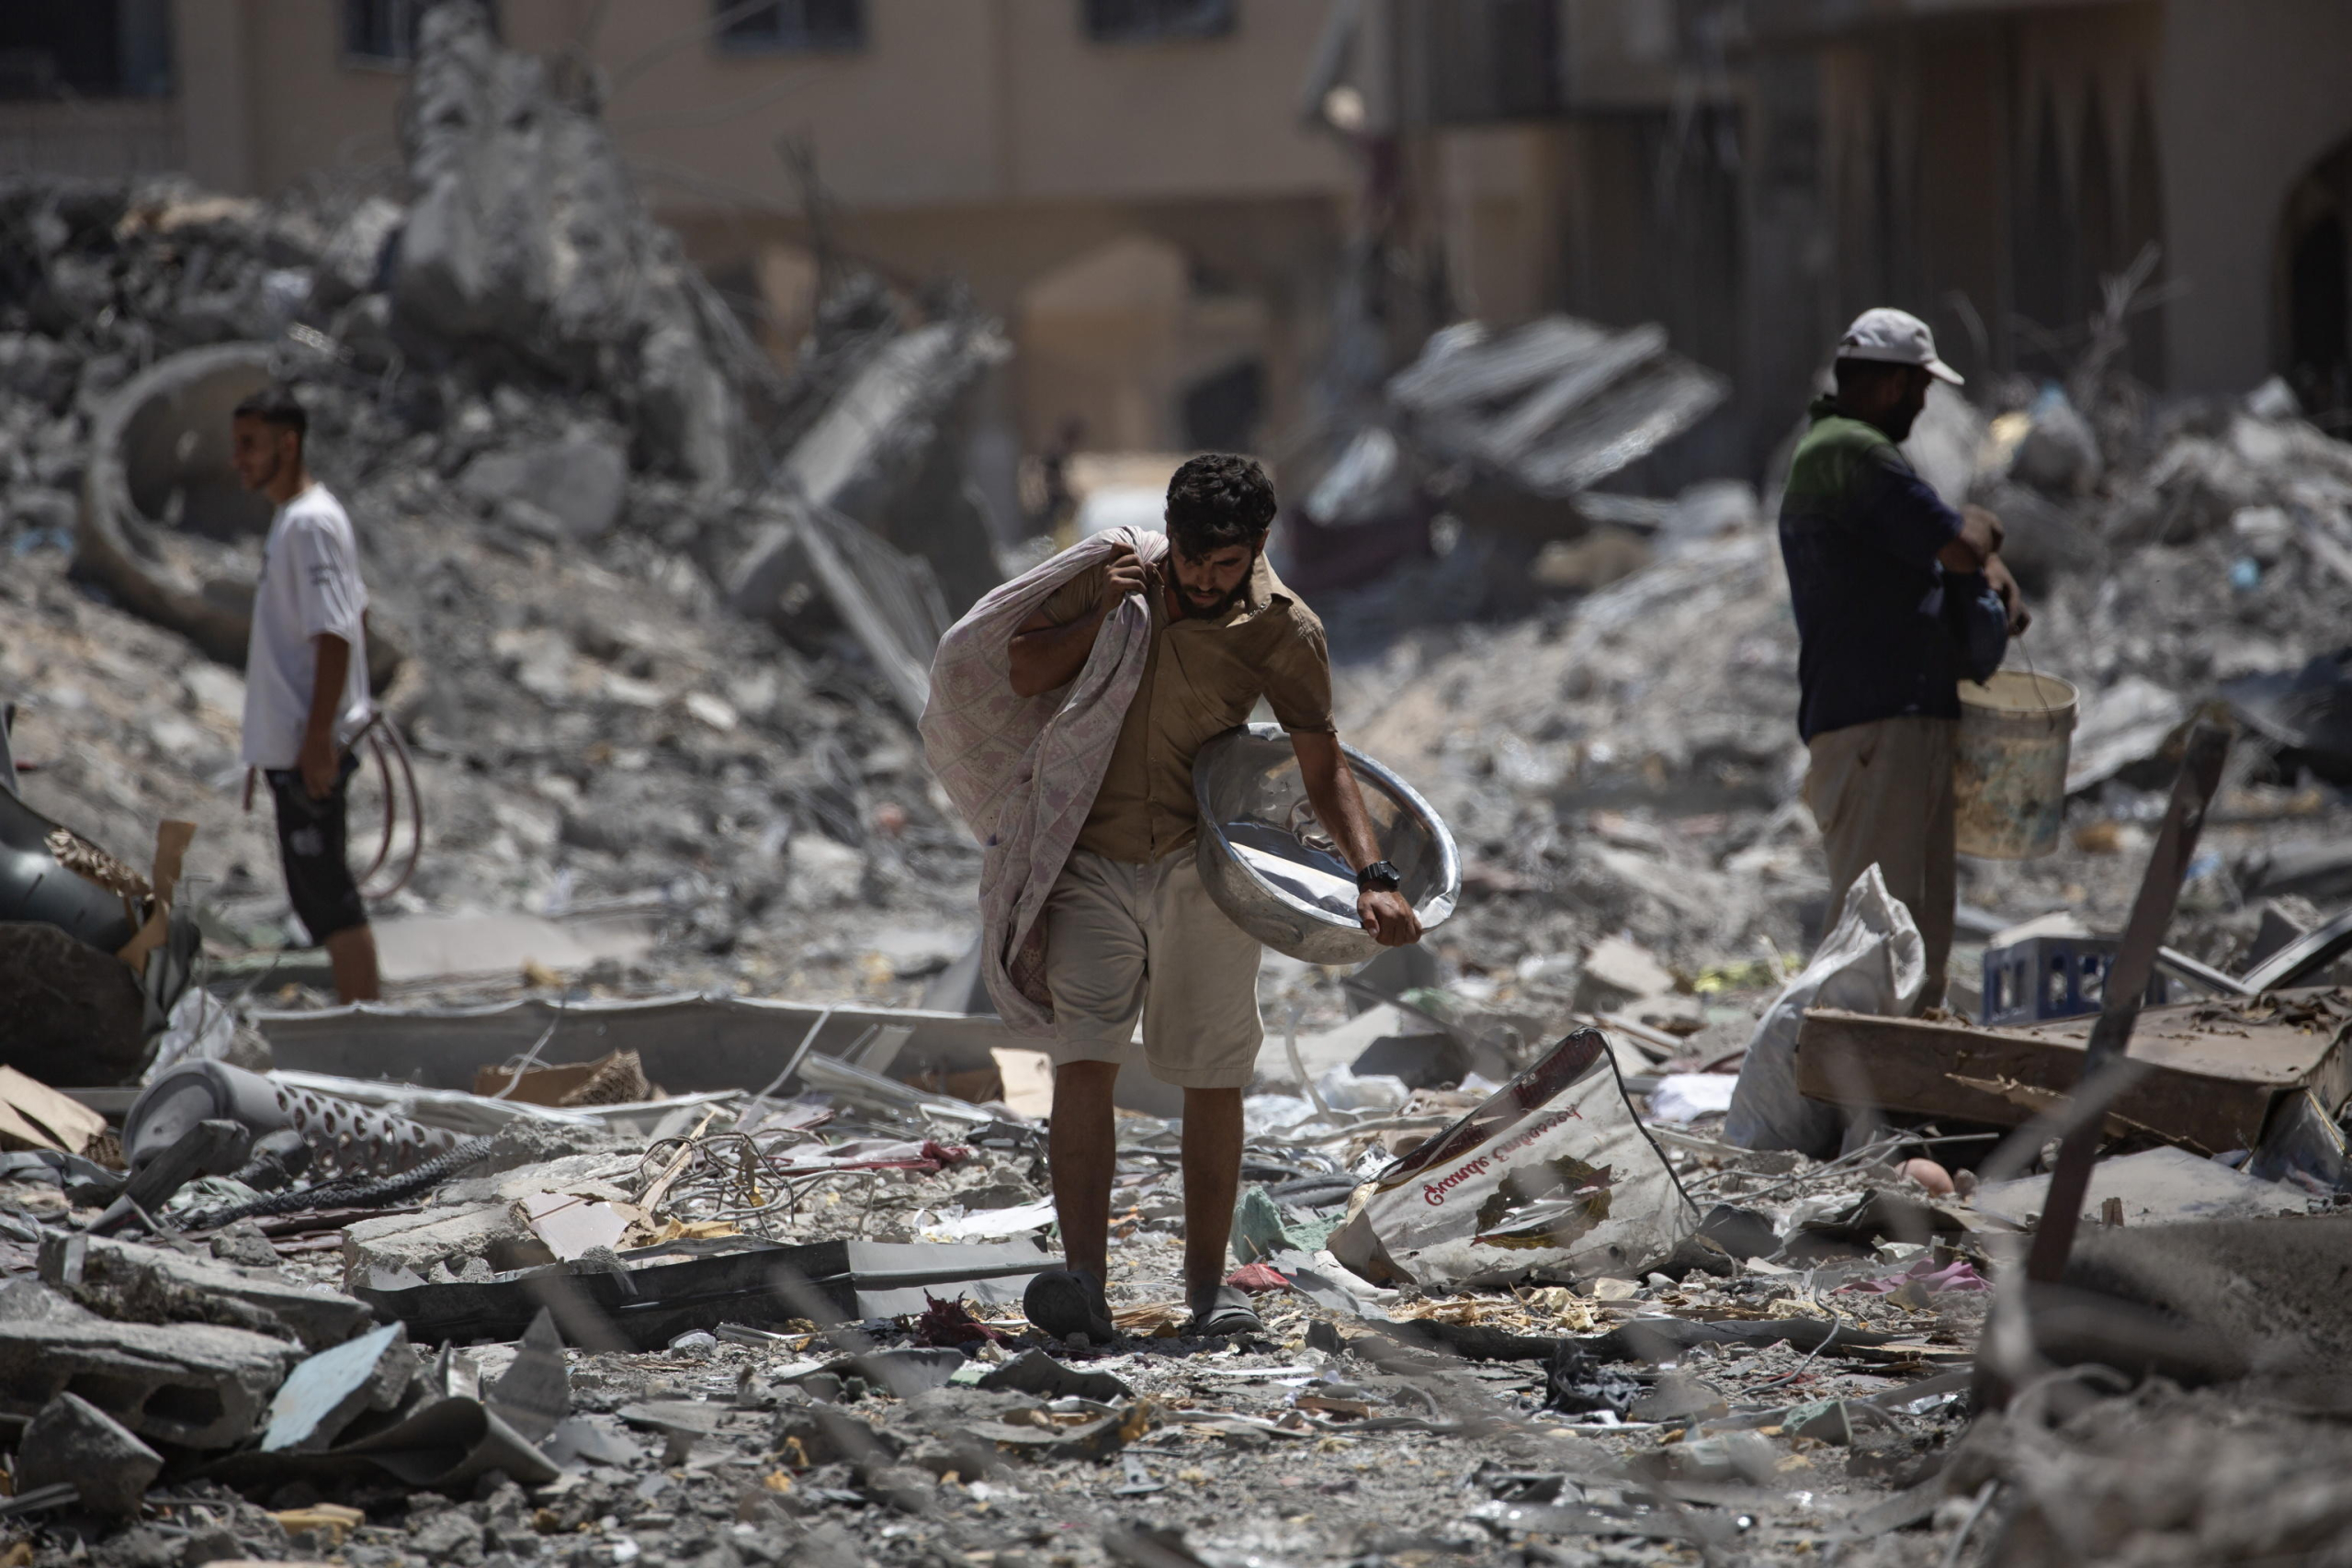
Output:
[1835,307,1964,386]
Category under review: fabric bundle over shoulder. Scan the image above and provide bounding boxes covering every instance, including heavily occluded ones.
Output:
[920,526,1168,1035]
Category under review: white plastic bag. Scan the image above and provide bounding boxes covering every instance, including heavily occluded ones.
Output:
[1724,863,1925,1158]
[145,988,238,1081]
[1329,1028,1695,1287]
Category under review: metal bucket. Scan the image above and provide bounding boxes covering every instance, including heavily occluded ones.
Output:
[1193,724,1460,965]
[1954,671,2078,860]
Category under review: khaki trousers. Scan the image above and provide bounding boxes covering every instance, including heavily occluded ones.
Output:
[1804,716,1956,1010]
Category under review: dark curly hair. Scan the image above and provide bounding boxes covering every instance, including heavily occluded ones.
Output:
[1164,453,1276,557]
[232,383,309,440]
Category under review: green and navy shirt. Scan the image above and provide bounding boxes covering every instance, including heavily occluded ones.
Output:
[1778,396,1984,741]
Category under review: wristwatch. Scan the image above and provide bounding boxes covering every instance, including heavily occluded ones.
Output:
[1356,860,1403,893]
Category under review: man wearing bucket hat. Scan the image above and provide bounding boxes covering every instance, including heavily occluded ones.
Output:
[1778,308,2030,1007]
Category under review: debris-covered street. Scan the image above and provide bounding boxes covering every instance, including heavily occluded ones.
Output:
[4,3,2352,1565]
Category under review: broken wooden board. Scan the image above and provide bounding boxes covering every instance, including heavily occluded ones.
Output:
[1793,988,2352,1155]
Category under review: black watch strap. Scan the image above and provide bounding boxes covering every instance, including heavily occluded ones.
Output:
[1356,860,1402,893]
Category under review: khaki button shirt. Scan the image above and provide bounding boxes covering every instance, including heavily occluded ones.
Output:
[1040,550,1335,863]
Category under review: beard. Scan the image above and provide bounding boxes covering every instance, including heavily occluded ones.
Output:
[1171,547,1257,620]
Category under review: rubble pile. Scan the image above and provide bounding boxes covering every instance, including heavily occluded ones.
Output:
[1337,377,2352,995]
[2,987,2340,1566]
[0,1029,2128,1566]
[0,9,2346,1562]
[0,2,1005,996]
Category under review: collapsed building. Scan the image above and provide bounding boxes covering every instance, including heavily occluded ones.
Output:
[2,7,2352,1568]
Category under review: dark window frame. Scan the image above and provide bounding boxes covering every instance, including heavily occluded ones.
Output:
[712,0,867,56]
[342,0,498,68]
[1080,0,1237,46]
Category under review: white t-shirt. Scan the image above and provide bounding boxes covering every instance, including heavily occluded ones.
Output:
[240,482,374,770]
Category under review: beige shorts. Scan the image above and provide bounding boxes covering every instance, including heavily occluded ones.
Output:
[1043,847,1264,1089]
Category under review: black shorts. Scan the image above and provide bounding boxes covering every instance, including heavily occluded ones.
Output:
[266,751,368,944]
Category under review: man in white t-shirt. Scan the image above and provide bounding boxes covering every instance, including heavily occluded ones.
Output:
[231,384,380,1002]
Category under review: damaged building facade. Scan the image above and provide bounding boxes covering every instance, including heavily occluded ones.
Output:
[1329,0,2352,469]
[0,0,1368,498]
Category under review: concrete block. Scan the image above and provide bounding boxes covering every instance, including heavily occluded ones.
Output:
[0,1285,297,1449]
[457,430,628,540]
[17,1392,161,1515]
[341,1202,552,1292]
[40,1231,377,1352]
[1571,936,1678,1013]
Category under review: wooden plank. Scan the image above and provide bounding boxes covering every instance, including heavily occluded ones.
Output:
[1793,990,2352,1155]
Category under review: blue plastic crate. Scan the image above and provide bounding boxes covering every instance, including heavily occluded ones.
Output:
[1980,932,2175,1028]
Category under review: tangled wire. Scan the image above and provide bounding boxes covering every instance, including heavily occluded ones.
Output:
[635,1127,837,1236]
[633,1127,972,1239]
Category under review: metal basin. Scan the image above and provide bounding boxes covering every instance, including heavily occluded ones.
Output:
[1192,724,1459,966]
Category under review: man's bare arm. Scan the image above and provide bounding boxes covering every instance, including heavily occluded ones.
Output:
[1938,503,2004,572]
[300,633,350,799]
[1292,730,1421,947]
[1008,546,1148,697]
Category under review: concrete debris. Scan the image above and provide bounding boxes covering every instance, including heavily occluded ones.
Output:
[15,1391,161,1517]
[40,1230,377,1350]
[257,1321,411,1453]
[454,426,630,541]
[1,19,1006,1000]
[1385,316,1730,499]
[1568,934,1679,1014]
[391,3,754,490]
[0,20,2348,1568]
[0,1279,297,1448]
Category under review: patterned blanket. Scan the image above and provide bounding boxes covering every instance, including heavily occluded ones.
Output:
[919,527,1166,1035]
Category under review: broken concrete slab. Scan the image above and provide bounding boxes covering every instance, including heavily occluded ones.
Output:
[1385,315,1729,499]
[41,1231,379,1352]
[1987,1213,2352,1403]
[0,1281,297,1448]
[367,910,657,986]
[17,1392,161,1517]
[1571,936,1679,1014]
[253,992,1018,1096]
[456,428,628,540]
[726,317,1006,623]
[1972,1145,2307,1230]
[390,2,746,487]
[517,1190,636,1261]
[260,1322,413,1453]
[341,1202,550,1292]
[484,1309,569,1442]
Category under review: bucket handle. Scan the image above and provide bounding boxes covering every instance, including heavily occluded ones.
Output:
[2003,635,2067,725]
